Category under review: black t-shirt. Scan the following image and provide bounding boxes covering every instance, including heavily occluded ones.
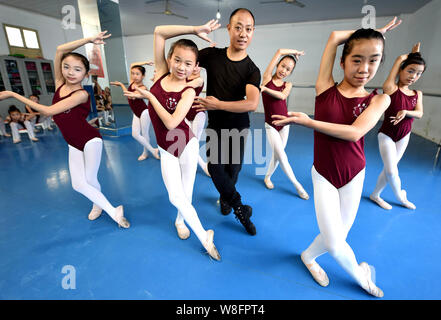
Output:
[198,47,261,129]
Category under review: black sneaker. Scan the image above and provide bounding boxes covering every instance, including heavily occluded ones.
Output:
[234,205,256,235]
[219,197,232,216]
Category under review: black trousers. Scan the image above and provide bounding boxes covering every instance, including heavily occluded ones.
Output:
[206,127,249,208]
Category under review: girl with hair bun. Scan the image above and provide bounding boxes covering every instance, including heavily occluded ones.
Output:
[124,20,222,261]
[273,18,402,297]
[261,48,309,200]
[0,32,130,229]
[111,61,160,161]
[370,43,426,210]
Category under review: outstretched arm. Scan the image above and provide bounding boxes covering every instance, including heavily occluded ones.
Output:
[0,90,89,117]
[272,94,390,142]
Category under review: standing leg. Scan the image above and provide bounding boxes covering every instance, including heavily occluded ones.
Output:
[175,138,199,239]
[264,125,308,199]
[140,109,160,159]
[131,114,147,161]
[192,112,210,176]
[371,133,414,209]
[69,139,129,227]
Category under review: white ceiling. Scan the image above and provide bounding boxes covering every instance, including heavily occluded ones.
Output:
[0,0,433,36]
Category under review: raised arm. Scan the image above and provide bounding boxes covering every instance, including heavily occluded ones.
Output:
[262,49,304,86]
[54,31,111,89]
[110,81,128,92]
[153,20,220,81]
[129,60,154,70]
[0,90,88,117]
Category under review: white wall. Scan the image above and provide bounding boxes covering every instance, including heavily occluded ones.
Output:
[0,4,85,116]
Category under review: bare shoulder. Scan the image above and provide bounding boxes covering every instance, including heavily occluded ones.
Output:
[72,89,90,103]
[371,93,391,108]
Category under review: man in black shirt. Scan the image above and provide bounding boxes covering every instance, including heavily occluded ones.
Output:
[196,8,260,235]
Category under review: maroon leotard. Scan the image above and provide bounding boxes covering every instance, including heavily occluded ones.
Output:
[185,84,204,121]
[313,84,377,189]
[52,84,101,151]
[148,73,195,157]
[378,88,417,142]
[262,79,288,132]
[127,82,148,118]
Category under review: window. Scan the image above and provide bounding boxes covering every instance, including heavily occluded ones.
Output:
[3,24,43,58]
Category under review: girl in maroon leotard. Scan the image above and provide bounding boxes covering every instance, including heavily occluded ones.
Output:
[0,32,130,228]
[124,20,221,261]
[273,18,402,297]
[111,61,160,161]
[261,48,309,200]
[370,43,426,211]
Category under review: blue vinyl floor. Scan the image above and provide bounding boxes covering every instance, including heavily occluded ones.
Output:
[0,111,440,300]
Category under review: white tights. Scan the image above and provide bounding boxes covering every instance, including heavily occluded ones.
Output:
[371,132,411,203]
[132,109,156,156]
[302,166,368,288]
[159,138,208,244]
[189,112,209,173]
[68,138,117,220]
[265,123,305,192]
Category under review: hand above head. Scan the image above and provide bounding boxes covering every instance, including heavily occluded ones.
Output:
[411,42,421,53]
[195,19,221,44]
[377,16,402,35]
[89,31,111,45]
[278,49,305,58]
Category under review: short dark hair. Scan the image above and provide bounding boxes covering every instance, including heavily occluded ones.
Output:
[8,105,20,114]
[341,28,385,64]
[167,39,199,62]
[229,8,255,26]
[29,94,40,100]
[61,52,90,73]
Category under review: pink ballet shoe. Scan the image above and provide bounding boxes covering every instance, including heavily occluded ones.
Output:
[138,153,148,161]
[301,252,329,287]
[114,205,130,228]
[370,194,392,210]
[203,230,221,261]
[88,205,102,221]
[152,148,160,160]
[175,222,190,240]
[264,177,274,189]
[360,262,384,298]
